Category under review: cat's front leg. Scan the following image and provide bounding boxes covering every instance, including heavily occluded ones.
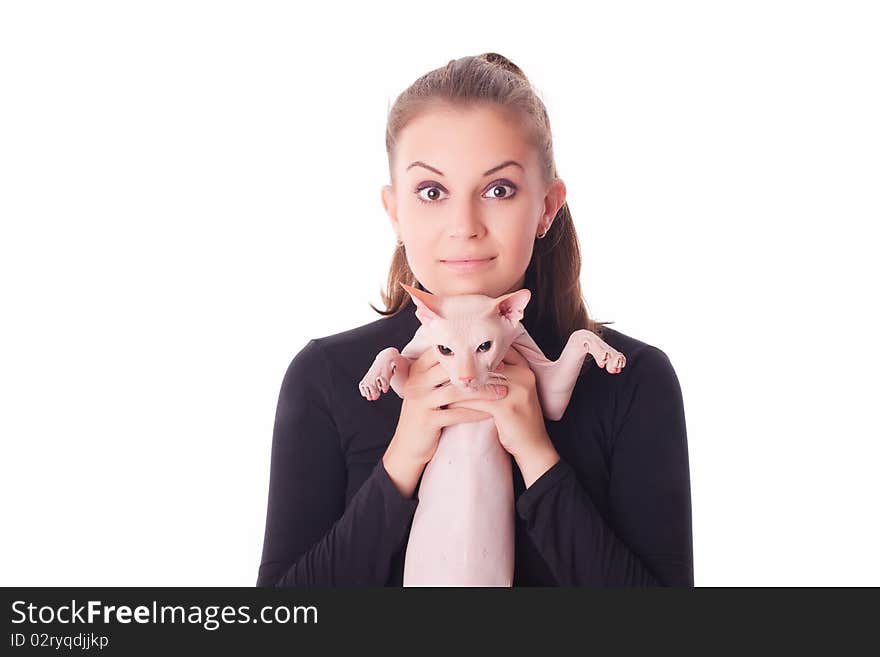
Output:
[555,329,626,378]
[513,327,628,422]
[577,329,627,373]
[358,347,412,400]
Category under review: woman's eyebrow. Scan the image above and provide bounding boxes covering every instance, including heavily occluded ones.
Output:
[405,160,523,177]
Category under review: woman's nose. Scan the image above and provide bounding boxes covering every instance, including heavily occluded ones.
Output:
[448,202,484,238]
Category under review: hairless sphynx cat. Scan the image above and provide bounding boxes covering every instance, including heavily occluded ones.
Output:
[359,283,626,586]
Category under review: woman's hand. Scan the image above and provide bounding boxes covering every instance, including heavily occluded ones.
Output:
[446,345,560,486]
[387,347,508,466]
[383,347,510,498]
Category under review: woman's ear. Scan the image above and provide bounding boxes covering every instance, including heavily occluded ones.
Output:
[381,184,400,236]
[541,178,567,232]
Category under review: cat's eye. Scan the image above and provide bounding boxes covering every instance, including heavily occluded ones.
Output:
[477,341,492,353]
[437,345,452,356]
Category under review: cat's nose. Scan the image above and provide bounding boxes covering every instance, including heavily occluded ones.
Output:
[459,375,474,386]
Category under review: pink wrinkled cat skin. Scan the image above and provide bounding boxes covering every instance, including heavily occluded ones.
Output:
[358,283,627,586]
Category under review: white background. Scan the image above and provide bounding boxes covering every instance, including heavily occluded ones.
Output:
[1,1,878,586]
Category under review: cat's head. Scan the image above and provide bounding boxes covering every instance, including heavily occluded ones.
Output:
[400,282,531,392]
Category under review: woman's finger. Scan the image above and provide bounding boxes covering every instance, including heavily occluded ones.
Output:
[436,407,493,425]
[409,348,438,376]
[433,380,507,408]
[424,362,453,388]
[446,397,497,417]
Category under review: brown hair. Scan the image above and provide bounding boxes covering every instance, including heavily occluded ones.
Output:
[369,53,613,367]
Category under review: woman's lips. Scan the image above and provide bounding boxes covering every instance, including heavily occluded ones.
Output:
[440,257,496,272]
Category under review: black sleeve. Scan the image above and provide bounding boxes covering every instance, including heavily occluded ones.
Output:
[256,339,419,587]
[515,346,694,586]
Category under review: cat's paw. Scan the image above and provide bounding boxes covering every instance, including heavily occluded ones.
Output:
[597,349,627,374]
[359,372,388,401]
[358,360,397,401]
[581,332,627,374]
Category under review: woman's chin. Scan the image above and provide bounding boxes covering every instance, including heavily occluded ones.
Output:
[432,274,497,290]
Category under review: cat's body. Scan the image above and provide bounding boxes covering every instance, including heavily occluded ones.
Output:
[358,284,626,586]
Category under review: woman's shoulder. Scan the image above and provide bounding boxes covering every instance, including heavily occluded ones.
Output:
[303,309,418,366]
[596,324,657,360]
[587,324,682,403]
[282,310,419,390]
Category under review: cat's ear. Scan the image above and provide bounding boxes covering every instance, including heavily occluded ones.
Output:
[400,282,445,325]
[487,288,531,324]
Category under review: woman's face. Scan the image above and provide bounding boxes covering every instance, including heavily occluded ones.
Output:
[381,104,566,299]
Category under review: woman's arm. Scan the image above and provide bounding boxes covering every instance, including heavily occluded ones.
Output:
[515,346,694,586]
[256,339,419,587]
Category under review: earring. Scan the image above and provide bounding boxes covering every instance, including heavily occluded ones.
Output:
[396,239,404,247]
[536,220,549,239]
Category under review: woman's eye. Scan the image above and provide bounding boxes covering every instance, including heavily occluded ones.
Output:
[437,345,452,356]
[417,186,449,204]
[485,183,516,200]
[414,180,517,205]
[477,341,492,353]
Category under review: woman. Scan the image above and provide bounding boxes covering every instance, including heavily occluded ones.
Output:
[257,53,694,587]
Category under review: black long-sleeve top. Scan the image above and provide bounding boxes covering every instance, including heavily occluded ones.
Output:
[256,305,694,587]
